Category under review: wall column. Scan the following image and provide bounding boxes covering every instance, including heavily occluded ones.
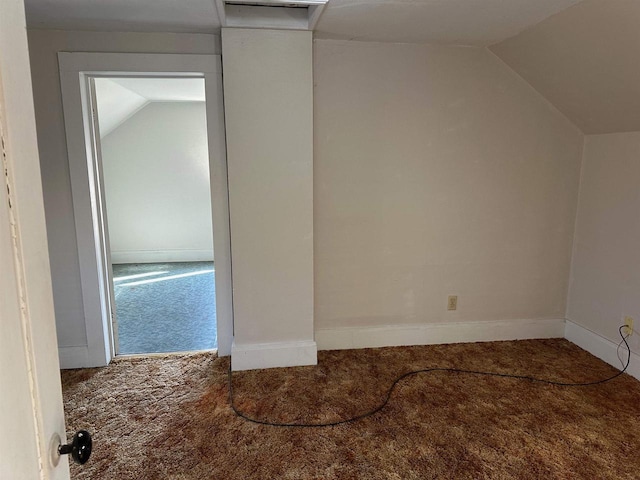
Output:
[222,28,316,370]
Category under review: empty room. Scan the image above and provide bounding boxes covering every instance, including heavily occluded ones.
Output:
[1,0,639,479]
[94,76,218,355]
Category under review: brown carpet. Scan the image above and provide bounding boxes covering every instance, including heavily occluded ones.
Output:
[62,339,640,479]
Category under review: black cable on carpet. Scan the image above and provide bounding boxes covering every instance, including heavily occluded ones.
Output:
[229,325,631,428]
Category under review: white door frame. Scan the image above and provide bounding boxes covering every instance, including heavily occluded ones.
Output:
[59,53,233,366]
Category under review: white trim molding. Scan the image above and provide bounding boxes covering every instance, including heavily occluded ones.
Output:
[58,346,91,370]
[58,52,234,367]
[564,320,640,381]
[316,318,565,351]
[231,340,318,371]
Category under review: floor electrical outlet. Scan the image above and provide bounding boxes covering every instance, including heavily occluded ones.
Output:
[624,316,634,336]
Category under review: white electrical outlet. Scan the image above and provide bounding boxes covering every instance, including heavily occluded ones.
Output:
[447,295,458,311]
[624,316,634,336]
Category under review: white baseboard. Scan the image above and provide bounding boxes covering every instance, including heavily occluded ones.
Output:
[316,318,565,351]
[231,339,318,371]
[111,249,214,264]
[58,345,91,369]
[59,345,113,369]
[564,320,640,381]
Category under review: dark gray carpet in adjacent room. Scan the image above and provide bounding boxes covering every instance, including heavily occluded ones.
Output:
[112,262,216,354]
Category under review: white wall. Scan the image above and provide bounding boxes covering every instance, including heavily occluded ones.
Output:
[567,132,640,353]
[222,28,316,370]
[27,30,220,351]
[313,40,584,340]
[100,101,214,264]
[29,30,588,362]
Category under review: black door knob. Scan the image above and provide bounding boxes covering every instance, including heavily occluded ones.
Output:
[59,430,92,465]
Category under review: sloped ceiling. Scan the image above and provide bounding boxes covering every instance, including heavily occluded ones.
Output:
[26,0,639,134]
[314,0,582,47]
[94,79,148,137]
[491,0,640,134]
[94,78,205,138]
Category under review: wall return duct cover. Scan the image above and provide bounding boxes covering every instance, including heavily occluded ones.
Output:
[216,0,328,30]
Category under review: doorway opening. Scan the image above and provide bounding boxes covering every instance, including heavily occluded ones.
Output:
[92,77,217,355]
[59,53,232,367]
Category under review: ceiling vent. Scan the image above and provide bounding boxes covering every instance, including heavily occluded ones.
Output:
[216,0,328,31]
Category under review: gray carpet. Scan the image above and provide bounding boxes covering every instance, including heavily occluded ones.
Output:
[112,262,216,354]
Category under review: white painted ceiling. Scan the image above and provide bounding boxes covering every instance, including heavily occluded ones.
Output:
[315,0,583,46]
[25,0,221,33]
[25,0,582,47]
[26,0,639,134]
[94,78,205,137]
[94,79,147,137]
[110,78,206,102]
[491,0,640,134]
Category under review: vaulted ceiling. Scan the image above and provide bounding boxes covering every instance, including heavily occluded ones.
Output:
[24,0,640,134]
[314,0,582,46]
[490,0,640,134]
[94,78,205,137]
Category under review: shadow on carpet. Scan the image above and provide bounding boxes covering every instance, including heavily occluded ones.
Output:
[61,339,640,479]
